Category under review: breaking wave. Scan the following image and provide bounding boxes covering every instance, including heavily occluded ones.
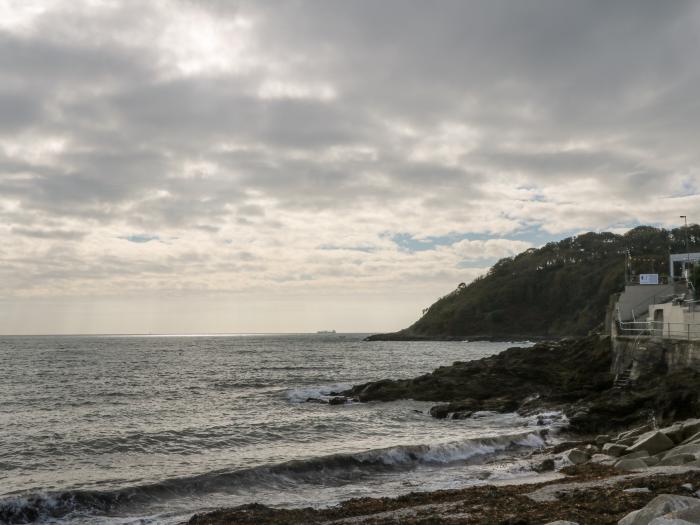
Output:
[0,430,546,523]
[286,383,353,403]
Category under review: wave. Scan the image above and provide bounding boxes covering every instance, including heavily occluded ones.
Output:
[286,383,353,403]
[0,430,546,524]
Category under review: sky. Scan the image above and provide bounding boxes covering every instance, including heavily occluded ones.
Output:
[1,0,700,334]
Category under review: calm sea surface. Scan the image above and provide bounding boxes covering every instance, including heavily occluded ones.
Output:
[0,334,556,524]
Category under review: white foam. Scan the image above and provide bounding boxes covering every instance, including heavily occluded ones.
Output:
[286,383,353,403]
[353,430,547,467]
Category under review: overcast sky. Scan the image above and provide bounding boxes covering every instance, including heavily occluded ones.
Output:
[1,0,700,334]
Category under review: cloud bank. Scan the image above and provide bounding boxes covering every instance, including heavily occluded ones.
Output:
[1,0,700,333]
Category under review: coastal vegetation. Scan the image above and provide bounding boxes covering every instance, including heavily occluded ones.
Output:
[370,225,700,340]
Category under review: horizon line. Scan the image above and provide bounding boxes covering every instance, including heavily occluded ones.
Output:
[0,331,374,337]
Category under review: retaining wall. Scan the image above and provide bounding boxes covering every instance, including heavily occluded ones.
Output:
[611,334,700,378]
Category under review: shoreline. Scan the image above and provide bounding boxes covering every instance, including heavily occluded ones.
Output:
[184,456,700,524]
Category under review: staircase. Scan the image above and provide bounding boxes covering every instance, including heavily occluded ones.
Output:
[613,367,634,389]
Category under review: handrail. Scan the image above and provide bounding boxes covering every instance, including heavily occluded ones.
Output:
[617,320,700,341]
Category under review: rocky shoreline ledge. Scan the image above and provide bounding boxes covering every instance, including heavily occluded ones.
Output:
[343,336,700,434]
[186,336,700,524]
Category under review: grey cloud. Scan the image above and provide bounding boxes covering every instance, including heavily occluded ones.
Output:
[10,227,86,240]
[1,0,700,275]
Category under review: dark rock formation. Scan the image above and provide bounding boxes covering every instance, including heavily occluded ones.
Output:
[345,335,613,408]
[345,336,700,434]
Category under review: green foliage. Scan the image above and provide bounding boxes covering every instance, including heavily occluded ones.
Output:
[692,265,700,297]
[401,226,700,338]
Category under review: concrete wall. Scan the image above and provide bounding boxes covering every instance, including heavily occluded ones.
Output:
[646,303,700,339]
[611,335,700,379]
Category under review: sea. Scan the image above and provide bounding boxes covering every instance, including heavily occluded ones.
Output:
[0,334,564,524]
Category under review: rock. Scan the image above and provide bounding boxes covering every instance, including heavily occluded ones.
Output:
[680,419,700,441]
[328,396,347,405]
[618,494,700,525]
[585,444,598,454]
[657,422,687,444]
[451,410,473,420]
[551,441,586,453]
[603,443,629,457]
[429,405,450,419]
[305,397,326,404]
[627,431,676,456]
[615,458,649,472]
[623,488,652,494]
[589,453,616,465]
[620,450,651,460]
[657,453,697,467]
[663,443,700,459]
[618,437,639,447]
[681,431,700,445]
[543,522,579,525]
[682,483,694,492]
[649,502,700,524]
[429,399,480,419]
[642,456,660,467]
[563,449,590,465]
[648,518,696,525]
[616,424,654,442]
[595,434,612,446]
[533,458,555,472]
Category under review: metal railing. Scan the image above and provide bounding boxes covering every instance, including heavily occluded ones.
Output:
[618,319,700,340]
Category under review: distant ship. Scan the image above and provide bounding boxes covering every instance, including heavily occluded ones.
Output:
[316,330,336,334]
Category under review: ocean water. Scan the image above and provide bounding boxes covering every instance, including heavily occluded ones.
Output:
[0,334,558,524]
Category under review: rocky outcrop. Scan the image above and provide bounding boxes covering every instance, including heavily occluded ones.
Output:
[345,335,613,411]
[618,494,700,525]
[345,336,700,435]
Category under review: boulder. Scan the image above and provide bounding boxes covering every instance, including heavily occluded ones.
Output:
[563,449,590,465]
[589,453,616,465]
[642,456,660,467]
[429,405,451,419]
[603,443,630,457]
[627,431,675,456]
[543,522,580,525]
[328,396,348,405]
[663,443,700,459]
[657,422,687,444]
[595,434,612,446]
[451,410,473,420]
[649,501,700,524]
[615,458,649,472]
[620,450,651,460]
[648,518,696,525]
[616,424,654,442]
[680,419,700,441]
[657,453,697,467]
[618,494,700,525]
[681,431,700,446]
[533,458,555,472]
[618,437,639,447]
